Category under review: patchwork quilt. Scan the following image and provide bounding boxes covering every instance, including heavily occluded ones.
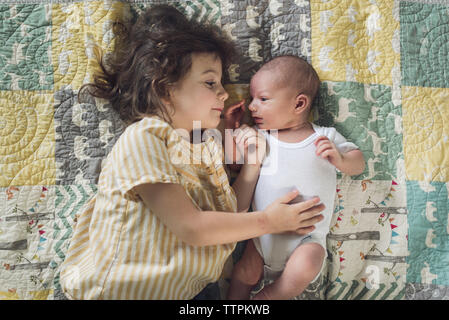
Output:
[0,0,448,300]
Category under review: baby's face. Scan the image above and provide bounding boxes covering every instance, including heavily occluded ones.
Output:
[248,70,301,130]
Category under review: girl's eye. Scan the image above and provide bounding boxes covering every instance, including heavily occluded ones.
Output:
[205,81,215,88]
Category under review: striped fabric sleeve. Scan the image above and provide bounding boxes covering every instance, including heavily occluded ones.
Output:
[112,121,180,200]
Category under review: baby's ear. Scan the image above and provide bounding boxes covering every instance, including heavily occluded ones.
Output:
[295,94,309,111]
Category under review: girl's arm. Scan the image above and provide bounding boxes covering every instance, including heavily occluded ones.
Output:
[135,183,324,247]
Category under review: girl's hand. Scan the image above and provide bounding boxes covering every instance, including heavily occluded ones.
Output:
[223,100,245,129]
[234,124,266,167]
[314,136,343,168]
[263,190,325,235]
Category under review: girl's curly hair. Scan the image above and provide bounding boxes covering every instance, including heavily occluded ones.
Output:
[79,5,238,125]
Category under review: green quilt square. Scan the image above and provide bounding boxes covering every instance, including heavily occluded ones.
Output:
[52,184,97,291]
[316,81,403,181]
[129,0,221,25]
[0,4,53,90]
[406,181,449,286]
[400,2,449,88]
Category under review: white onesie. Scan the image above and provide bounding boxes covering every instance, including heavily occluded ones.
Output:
[252,123,358,279]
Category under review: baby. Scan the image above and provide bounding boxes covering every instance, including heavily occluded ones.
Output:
[225,55,365,300]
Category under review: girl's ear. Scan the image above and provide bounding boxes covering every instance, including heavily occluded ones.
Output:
[294,94,309,113]
[161,95,171,107]
[161,87,173,108]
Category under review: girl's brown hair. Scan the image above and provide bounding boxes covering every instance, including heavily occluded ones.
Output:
[79,5,237,125]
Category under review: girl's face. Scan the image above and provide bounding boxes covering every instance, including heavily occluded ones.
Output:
[168,52,229,132]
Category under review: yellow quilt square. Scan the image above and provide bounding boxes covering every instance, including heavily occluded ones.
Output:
[403,86,449,182]
[0,91,55,187]
[52,1,126,90]
[311,0,400,86]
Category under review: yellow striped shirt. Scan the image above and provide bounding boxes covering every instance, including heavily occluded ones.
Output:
[60,117,237,299]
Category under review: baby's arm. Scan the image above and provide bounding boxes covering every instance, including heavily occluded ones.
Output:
[314,136,365,176]
[337,149,365,176]
[223,100,246,172]
[224,127,243,172]
[230,125,268,212]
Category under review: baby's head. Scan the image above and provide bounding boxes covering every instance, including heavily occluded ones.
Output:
[248,55,320,130]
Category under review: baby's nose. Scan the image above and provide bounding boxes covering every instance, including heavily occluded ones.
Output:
[248,100,256,111]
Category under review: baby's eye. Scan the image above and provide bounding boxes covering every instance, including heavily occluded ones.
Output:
[260,97,268,102]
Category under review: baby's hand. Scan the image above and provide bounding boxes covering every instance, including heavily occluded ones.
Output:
[314,136,343,168]
[234,124,266,167]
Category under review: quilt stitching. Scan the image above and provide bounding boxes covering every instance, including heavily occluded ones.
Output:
[0,0,448,300]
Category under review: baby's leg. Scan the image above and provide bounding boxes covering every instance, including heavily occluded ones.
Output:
[227,240,264,300]
[252,242,325,300]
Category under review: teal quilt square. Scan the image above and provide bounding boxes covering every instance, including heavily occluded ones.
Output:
[400,1,449,88]
[316,81,403,181]
[0,4,53,90]
[406,181,449,286]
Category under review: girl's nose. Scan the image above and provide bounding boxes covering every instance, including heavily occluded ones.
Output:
[218,85,229,101]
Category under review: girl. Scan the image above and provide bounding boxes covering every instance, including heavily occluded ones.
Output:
[59,5,324,300]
